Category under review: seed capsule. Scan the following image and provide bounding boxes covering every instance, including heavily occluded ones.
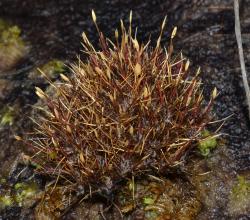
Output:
[212,87,218,99]
[129,125,134,136]
[92,10,96,23]
[35,87,46,99]
[134,63,141,77]
[171,26,177,39]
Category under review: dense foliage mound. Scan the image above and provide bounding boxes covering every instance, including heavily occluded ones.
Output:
[29,11,216,193]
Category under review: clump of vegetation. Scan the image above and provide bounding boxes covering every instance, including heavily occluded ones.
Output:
[198,129,217,156]
[0,19,28,71]
[26,11,217,199]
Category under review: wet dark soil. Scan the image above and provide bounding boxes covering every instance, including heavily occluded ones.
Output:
[0,0,250,219]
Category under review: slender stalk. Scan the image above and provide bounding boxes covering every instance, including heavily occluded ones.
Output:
[234,0,250,118]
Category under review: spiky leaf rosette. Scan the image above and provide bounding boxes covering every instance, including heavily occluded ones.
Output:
[30,12,216,192]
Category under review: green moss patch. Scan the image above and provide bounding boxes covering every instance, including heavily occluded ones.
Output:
[0,181,39,210]
[0,106,15,126]
[29,59,66,82]
[0,19,28,71]
[198,130,217,156]
[228,175,250,216]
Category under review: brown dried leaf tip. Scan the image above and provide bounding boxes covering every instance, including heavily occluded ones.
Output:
[29,11,217,192]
